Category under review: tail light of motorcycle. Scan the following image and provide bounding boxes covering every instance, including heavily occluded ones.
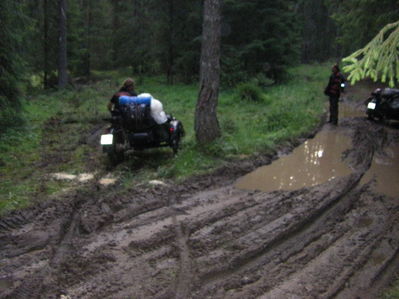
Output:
[169,127,175,133]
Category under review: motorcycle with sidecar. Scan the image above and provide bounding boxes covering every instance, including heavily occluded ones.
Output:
[366,88,399,122]
[100,95,184,164]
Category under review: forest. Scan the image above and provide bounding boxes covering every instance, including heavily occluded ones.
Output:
[1,0,398,130]
[1,1,399,298]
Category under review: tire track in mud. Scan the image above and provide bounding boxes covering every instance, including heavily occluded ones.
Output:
[194,174,361,283]
[4,198,82,298]
[172,216,194,299]
[192,119,397,298]
[0,214,28,234]
[1,115,399,298]
[259,193,397,298]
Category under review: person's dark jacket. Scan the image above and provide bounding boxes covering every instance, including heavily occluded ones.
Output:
[324,72,346,97]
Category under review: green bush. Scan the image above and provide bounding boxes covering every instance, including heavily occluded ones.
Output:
[252,73,275,87]
[0,96,23,133]
[221,52,249,87]
[236,82,265,102]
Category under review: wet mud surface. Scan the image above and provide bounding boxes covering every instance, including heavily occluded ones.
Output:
[1,83,399,298]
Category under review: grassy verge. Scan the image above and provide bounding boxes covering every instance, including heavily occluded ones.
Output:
[0,63,329,214]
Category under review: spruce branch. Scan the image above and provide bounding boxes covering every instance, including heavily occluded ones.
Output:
[342,20,399,87]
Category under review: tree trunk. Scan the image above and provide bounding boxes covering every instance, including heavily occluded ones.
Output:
[166,0,175,84]
[43,0,49,89]
[57,0,68,88]
[84,0,92,77]
[194,0,222,144]
[111,0,120,66]
[132,0,143,74]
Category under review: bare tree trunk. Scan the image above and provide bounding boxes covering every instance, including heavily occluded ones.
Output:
[43,0,49,89]
[132,0,144,74]
[111,0,120,66]
[58,0,68,88]
[195,0,222,144]
[84,0,92,77]
[166,0,175,84]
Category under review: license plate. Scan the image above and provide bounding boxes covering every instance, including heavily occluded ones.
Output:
[367,102,376,110]
[100,134,113,145]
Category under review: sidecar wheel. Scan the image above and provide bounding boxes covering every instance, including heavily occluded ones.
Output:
[171,136,180,155]
[367,111,374,121]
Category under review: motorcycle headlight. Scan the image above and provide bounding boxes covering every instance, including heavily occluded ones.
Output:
[101,134,113,145]
[341,83,345,88]
[367,102,376,110]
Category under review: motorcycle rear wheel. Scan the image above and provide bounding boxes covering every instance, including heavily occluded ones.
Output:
[108,146,124,165]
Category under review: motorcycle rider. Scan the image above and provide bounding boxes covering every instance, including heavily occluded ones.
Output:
[108,79,169,140]
[108,79,167,125]
[108,78,137,112]
[324,64,346,125]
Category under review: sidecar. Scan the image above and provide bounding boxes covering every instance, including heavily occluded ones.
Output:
[101,95,184,164]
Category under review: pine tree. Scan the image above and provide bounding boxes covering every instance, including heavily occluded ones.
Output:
[222,0,300,84]
[297,0,337,62]
[327,0,399,55]
[58,0,68,88]
[0,1,24,130]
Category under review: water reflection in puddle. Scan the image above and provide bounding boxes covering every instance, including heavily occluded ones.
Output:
[360,144,399,198]
[235,130,353,192]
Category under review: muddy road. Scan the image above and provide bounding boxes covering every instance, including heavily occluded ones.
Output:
[1,83,399,298]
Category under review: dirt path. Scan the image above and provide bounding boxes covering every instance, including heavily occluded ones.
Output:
[1,82,399,298]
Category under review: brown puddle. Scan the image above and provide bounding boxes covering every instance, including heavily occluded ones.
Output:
[360,144,399,198]
[235,129,353,192]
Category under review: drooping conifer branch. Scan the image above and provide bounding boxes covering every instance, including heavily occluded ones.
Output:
[343,20,399,87]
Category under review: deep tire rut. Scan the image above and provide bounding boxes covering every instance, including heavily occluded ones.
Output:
[1,115,399,298]
[173,219,194,299]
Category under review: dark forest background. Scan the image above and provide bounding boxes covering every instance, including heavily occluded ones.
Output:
[1,0,398,130]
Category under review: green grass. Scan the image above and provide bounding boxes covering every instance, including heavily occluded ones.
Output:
[0,84,111,212]
[0,63,330,214]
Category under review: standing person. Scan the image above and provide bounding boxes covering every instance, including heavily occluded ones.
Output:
[108,78,138,112]
[324,64,346,125]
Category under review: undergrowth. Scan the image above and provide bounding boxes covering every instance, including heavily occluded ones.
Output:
[0,63,330,214]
